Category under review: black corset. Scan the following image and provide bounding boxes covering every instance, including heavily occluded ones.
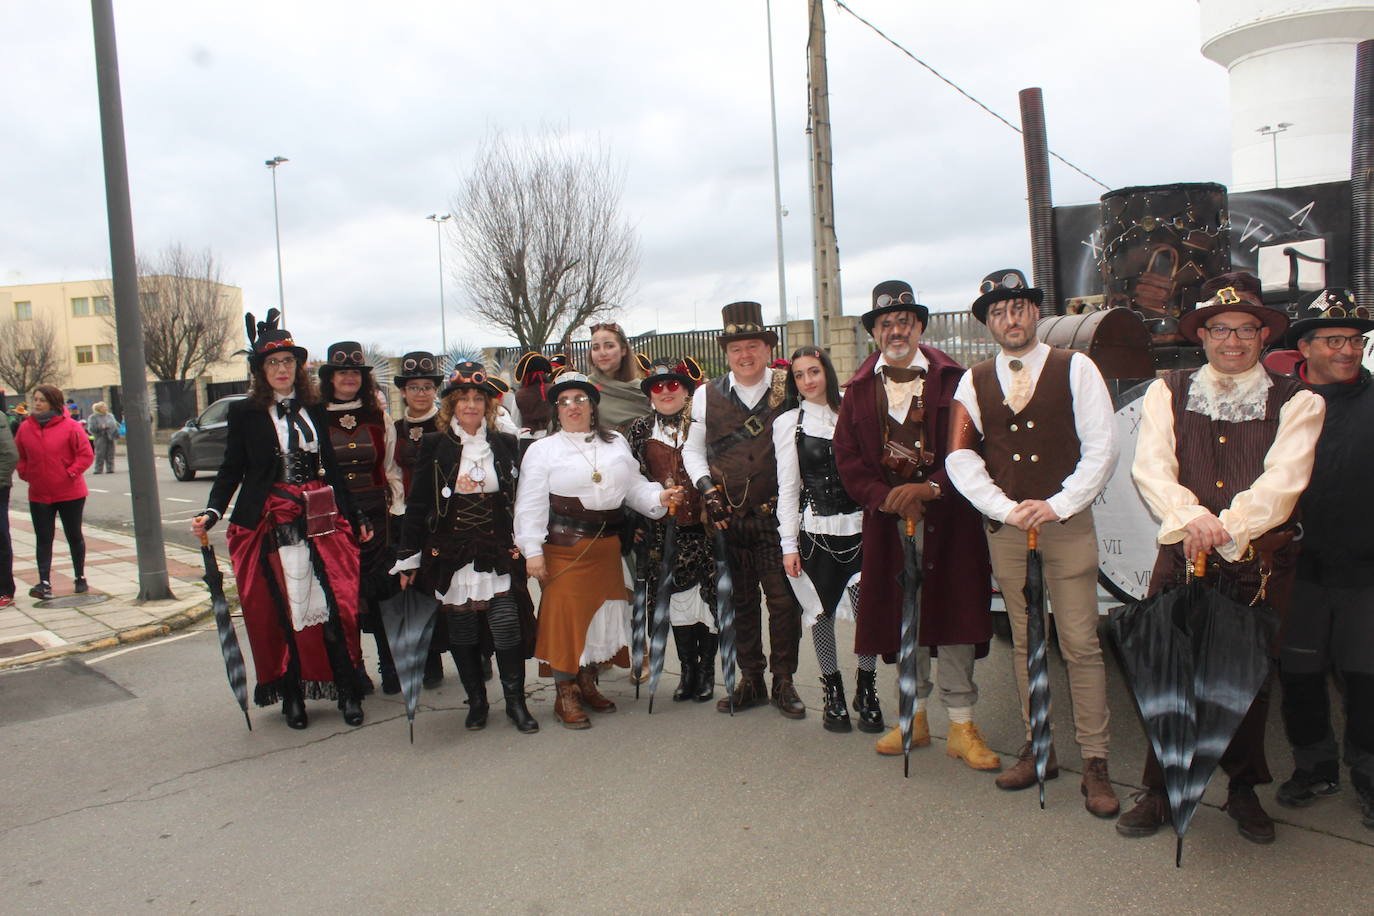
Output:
[798,431,859,517]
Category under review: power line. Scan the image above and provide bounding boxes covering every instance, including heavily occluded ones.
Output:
[832,0,1112,192]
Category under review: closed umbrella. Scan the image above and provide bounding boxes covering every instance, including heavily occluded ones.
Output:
[897,518,923,777]
[630,525,649,700]
[646,517,679,712]
[199,532,251,731]
[379,587,441,743]
[713,529,738,714]
[1024,528,1052,808]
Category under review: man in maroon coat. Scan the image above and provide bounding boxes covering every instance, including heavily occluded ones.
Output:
[833,280,999,770]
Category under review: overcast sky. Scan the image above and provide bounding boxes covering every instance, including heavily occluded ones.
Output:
[1,1,1231,358]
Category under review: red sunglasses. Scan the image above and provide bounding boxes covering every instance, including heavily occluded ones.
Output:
[649,379,683,394]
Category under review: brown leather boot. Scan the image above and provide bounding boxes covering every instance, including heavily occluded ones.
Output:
[771,674,806,719]
[1225,782,1276,844]
[1116,787,1169,838]
[995,741,1059,790]
[554,680,591,729]
[716,672,768,713]
[1081,757,1120,817]
[575,665,616,713]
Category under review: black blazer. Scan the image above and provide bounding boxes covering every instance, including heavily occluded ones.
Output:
[398,427,521,557]
[205,398,359,529]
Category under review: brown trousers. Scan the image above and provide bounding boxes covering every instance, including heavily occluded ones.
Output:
[726,513,801,677]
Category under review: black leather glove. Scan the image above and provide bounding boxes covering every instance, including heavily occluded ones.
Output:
[702,486,730,525]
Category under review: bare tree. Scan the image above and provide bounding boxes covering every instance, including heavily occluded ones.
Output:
[454,131,639,350]
[103,244,238,395]
[0,313,64,396]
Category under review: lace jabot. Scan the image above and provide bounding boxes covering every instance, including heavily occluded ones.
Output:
[1185,363,1272,423]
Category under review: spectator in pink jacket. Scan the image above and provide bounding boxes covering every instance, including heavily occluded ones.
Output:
[15,384,93,599]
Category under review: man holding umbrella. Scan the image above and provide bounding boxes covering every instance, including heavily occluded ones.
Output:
[832,280,998,769]
[1272,289,1374,829]
[1119,273,1325,844]
[945,269,1121,817]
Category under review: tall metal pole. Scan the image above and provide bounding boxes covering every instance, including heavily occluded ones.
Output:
[1019,88,1060,317]
[765,0,788,324]
[426,213,452,354]
[89,0,172,601]
[807,0,842,349]
[266,156,288,324]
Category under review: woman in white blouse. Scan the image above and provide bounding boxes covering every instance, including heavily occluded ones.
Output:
[514,371,681,729]
[777,346,877,733]
[394,362,539,734]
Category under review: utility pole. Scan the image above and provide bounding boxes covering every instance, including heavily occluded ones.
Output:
[766,0,788,324]
[90,0,173,601]
[807,0,842,349]
[266,156,289,326]
[426,213,452,354]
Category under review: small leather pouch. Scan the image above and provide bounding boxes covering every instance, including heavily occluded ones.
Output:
[304,486,339,538]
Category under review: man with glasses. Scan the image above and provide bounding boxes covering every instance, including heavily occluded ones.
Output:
[1120,272,1325,844]
[1272,288,1374,831]
[946,268,1121,817]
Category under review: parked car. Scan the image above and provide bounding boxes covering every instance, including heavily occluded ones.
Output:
[168,395,244,481]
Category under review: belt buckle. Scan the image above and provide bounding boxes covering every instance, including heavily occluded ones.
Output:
[743,415,764,438]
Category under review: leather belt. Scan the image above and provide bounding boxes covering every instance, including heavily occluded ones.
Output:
[277,451,320,485]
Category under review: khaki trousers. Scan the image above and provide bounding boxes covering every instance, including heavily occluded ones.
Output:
[987,511,1109,759]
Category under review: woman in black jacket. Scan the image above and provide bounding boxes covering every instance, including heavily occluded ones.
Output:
[192,312,372,730]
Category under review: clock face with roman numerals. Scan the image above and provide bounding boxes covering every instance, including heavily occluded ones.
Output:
[1095,381,1161,603]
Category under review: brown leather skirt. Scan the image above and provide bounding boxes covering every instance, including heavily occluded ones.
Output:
[534,536,631,674]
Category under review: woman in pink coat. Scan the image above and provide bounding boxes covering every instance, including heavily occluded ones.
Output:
[15,384,93,599]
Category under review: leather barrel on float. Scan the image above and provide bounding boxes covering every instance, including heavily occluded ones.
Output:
[1037,308,1154,380]
[1099,182,1231,325]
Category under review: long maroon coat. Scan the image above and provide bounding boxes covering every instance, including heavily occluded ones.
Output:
[833,345,992,658]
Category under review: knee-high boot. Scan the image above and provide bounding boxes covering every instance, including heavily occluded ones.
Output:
[695,626,718,702]
[672,625,699,702]
[452,644,490,730]
[496,648,539,733]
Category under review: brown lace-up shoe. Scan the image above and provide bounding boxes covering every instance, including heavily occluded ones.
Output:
[1115,787,1168,838]
[995,741,1059,790]
[1081,757,1120,817]
[1225,782,1276,844]
[554,680,591,729]
[575,665,616,713]
[716,673,768,713]
[771,675,806,719]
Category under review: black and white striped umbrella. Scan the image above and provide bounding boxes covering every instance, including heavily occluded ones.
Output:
[712,529,738,713]
[630,529,649,700]
[897,518,923,777]
[646,518,679,712]
[1024,528,1052,808]
[200,533,251,731]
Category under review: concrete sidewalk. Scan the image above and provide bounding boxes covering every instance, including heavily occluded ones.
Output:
[0,512,216,669]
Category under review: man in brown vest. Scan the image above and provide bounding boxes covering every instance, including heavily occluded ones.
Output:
[1119,273,1325,844]
[946,269,1121,817]
[683,301,804,718]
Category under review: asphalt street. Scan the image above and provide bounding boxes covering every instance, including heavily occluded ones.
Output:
[2,612,1371,914]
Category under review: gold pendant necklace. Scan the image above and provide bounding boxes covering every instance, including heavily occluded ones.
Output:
[569,433,602,484]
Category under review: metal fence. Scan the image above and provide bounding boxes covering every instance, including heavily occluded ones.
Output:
[922,311,998,367]
[490,324,789,378]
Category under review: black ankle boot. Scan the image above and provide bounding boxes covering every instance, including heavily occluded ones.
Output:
[453,645,489,730]
[496,648,539,734]
[672,625,699,702]
[820,671,852,732]
[695,629,718,702]
[339,693,364,727]
[281,681,308,730]
[852,669,884,733]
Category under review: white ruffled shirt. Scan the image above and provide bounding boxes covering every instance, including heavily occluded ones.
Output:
[775,400,863,554]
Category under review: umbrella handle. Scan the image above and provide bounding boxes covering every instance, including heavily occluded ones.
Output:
[1194,552,1207,578]
[199,532,210,548]
[905,519,915,537]
[1027,530,1038,550]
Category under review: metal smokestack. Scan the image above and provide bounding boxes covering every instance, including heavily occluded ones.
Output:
[1019,88,1059,317]
[1351,40,1374,308]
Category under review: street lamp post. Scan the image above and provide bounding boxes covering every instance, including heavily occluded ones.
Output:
[426,213,452,354]
[265,156,288,324]
[1256,123,1293,187]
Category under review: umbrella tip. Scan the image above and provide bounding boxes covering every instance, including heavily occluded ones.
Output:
[904,754,910,778]
[648,697,655,714]
[1175,837,1183,868]
[244,711,253,731]
[410,722,415,744]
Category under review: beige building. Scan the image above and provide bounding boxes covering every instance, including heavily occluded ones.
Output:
[0,277,247,421]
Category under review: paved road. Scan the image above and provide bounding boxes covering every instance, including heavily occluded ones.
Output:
[2,613,1371,914]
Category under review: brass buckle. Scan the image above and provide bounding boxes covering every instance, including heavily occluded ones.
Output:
[743,415,764,438]
[1216,286,1240,305]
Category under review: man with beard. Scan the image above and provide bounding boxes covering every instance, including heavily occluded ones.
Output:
[946,269,1121,817]
[832,280,998,768]
[682,301,804,718]
[1271,288,1374,831]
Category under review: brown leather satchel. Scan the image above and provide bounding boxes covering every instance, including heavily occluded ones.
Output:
[304,486,339,538]
[881,440,930,480]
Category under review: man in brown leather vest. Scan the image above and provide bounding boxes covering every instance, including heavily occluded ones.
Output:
[1120,272,1325,845]
[683,301,804,718]
[946,269,1121,818]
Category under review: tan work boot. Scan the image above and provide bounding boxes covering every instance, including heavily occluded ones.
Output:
[575,665,616,713]
[945,722,1003,771]
[1081,757,1120,817]
[995,741,1059,790]
[554,680,590,729]
[875,711,930,755]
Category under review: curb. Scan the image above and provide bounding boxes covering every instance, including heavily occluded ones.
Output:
[0,599,215,671]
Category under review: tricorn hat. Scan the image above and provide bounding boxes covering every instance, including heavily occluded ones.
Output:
[393,351,444,388]
[1179,273,1289,344]
[545,369,600,405]
[971,268,1044,323]
[717,301,778,349]
[244,309,307,367]
[637,355,705,395]
[862,280,930,333]
[317,341,372,378]
[515,351,555,384]
[441,361,509,399]
[1287,288,1374,346]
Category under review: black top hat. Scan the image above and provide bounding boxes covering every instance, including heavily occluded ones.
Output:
[971,268,1044,323]
[862,280,930,333]
[545,369,600,405]
[441,361,509,399]
[244,309,307,367]
[717,301,778,349]
[1179,279,1289,344]
[515,351,556,384]
[317,341,371,378]
[393,351,444,388]
[637,355,705,395]
[1287,288,1374,346]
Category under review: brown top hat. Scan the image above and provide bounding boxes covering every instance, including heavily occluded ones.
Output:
[1179,280,1289,344]
[717,301,778,349]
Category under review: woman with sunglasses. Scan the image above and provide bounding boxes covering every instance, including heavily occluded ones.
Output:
[625,357,719,702]
[586,322,649,430]
[192,312,370,730]
[514,371,682,728]
[394,363,539,734]
[776,345,874,732]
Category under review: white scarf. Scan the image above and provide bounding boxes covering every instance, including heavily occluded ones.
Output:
[1186,363,1272,423]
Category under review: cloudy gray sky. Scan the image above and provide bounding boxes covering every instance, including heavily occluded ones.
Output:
[2,1,1230,358]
